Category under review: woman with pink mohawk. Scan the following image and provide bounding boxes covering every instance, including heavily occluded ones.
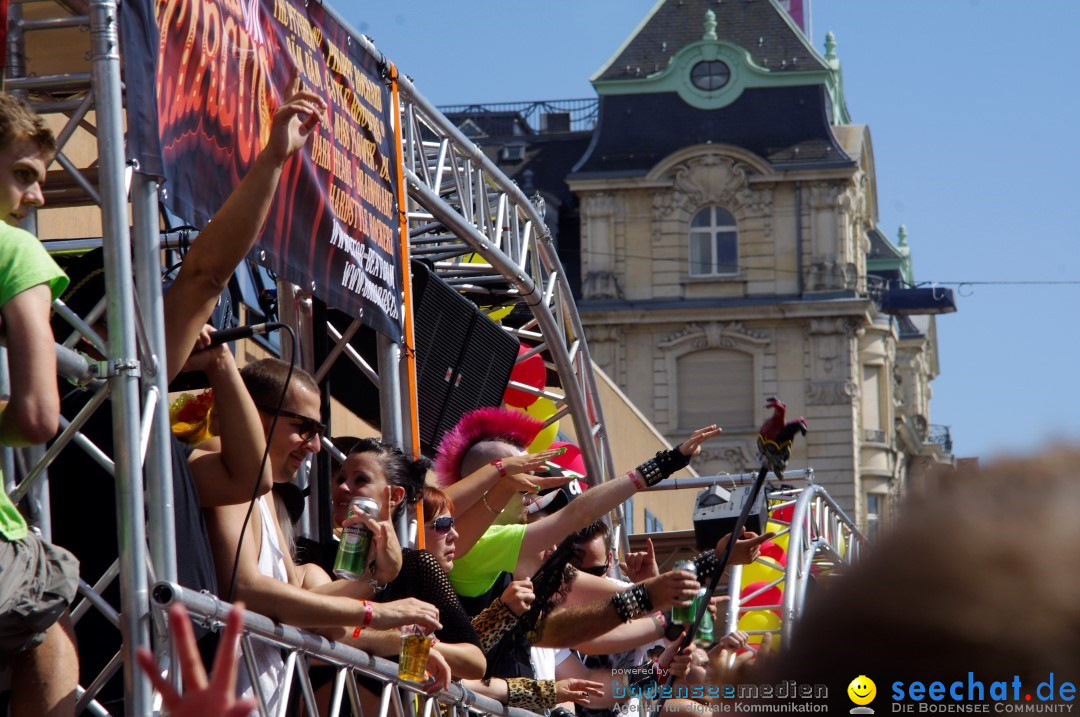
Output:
[433,407,723,607]
[434,407,570,562]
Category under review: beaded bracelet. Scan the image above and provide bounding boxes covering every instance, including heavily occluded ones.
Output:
[481,490,500,515]
[351,600,374,638]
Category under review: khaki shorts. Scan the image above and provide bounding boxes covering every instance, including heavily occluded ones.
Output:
[0,531,79,656]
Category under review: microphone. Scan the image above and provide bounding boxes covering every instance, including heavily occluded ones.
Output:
[207,322,280,347]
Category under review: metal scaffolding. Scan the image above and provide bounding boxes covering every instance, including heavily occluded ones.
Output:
[3,0,618,713]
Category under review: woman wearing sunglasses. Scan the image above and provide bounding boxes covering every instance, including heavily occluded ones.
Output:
[326,440,485,683]
[422,486,460,574]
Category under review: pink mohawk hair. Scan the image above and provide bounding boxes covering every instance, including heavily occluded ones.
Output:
[433,407,544,486]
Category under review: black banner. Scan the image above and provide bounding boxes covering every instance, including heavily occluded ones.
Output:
[122,0,404,340]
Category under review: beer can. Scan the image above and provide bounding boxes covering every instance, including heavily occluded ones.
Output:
[697,589,714,641]
[333,497,380,580]
[670,560,699,624]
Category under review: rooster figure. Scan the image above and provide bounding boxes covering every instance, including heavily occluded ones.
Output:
[756,396,807,478]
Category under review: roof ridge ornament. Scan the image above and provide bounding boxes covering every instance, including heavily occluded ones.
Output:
[704,9,718,40]
[824,31,838,65]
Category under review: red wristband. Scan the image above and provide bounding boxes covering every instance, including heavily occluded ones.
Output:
[629,470,646,492]
[352,600,374,638]
[492,458,507,478]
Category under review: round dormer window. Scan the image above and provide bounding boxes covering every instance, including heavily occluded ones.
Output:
[690,60,731,91]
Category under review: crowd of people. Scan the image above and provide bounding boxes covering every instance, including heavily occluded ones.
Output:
[0,86,767,717]
[3,69,1074,717]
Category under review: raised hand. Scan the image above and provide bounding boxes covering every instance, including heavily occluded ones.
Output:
[136,603,256,717]
[678,424,723,458]
[618,537,659,582]
[497,448,569,493]
[643,569,700,611]
[178,324,229,375]
[715,529,774,565]
[341,486,403,584]
[500,578,535,616]
[555,678,605,705]
[264,68,327,166]
[371,598,441,633]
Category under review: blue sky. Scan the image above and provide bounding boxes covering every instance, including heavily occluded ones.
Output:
[333,0,1080,460]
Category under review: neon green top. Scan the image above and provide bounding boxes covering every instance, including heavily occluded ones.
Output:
[448,523,527,597]
[0,224,68,541]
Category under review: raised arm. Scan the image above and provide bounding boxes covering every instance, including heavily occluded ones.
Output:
[185,328,272,507]
[163,76,325,381]
[453,451,569,555]
[520,426,720,562]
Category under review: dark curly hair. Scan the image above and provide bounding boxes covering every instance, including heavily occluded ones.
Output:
[347,438,431,520]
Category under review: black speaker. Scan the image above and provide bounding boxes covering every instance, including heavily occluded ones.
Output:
[692,484,769,551]
[326,260,520,454]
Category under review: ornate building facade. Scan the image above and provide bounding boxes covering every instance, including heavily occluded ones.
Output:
[445,0,954,532]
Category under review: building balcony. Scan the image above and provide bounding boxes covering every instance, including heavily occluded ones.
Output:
[926,424,953,454]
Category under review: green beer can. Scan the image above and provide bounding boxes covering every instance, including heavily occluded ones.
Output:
[670,560,699,624]
[698,589,714,641]
[334,497,380,580]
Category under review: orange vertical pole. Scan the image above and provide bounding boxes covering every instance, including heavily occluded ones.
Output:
[388,62,424,549]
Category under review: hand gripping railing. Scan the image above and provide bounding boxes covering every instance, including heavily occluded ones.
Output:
[723,483,866,646]
[151,582,544,717]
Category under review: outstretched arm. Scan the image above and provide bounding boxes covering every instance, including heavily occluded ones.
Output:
[520,426,720,564]
[163,75,325,381]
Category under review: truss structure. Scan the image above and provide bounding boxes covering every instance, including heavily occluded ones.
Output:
[724,483,865,644]
[643,471,866,645]
[0,0,620,713]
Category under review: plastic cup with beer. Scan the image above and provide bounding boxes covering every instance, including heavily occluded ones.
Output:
[398,625,433,683]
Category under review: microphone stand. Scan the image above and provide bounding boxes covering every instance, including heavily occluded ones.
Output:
[655,460,771,712]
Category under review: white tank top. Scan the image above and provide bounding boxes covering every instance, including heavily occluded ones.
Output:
[237,496,289,714]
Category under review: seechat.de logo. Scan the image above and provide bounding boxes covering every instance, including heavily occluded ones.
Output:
[849,675,877,714]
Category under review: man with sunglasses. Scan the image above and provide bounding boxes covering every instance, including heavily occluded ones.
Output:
[201,359,446,713]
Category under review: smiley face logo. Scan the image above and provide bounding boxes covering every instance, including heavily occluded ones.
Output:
[848,675,876,706]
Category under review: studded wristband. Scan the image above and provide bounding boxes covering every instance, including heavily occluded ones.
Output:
[635,447,692,487]
[693,549,723,581]
[611,583,654,622]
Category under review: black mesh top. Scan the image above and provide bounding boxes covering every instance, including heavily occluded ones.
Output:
[377,548,481,648]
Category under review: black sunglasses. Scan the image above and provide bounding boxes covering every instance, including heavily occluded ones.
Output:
[428,516,455,534]
[579,562,610,577]
[258,405,326,442]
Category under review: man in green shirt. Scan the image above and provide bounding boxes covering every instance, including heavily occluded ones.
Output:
[0,92,80,717]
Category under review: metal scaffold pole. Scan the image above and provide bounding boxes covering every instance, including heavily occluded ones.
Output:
[89,0,152,710]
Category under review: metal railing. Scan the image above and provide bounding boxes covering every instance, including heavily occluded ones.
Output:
[436,98,599,134]
[152,582,543,717]
[723,485,866,645]
[927,424,953,454]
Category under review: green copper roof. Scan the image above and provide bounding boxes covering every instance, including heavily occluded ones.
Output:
[592,3,851,123]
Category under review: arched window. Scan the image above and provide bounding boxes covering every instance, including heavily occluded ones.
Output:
[677,349,754,429]
[688,206,738,276]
